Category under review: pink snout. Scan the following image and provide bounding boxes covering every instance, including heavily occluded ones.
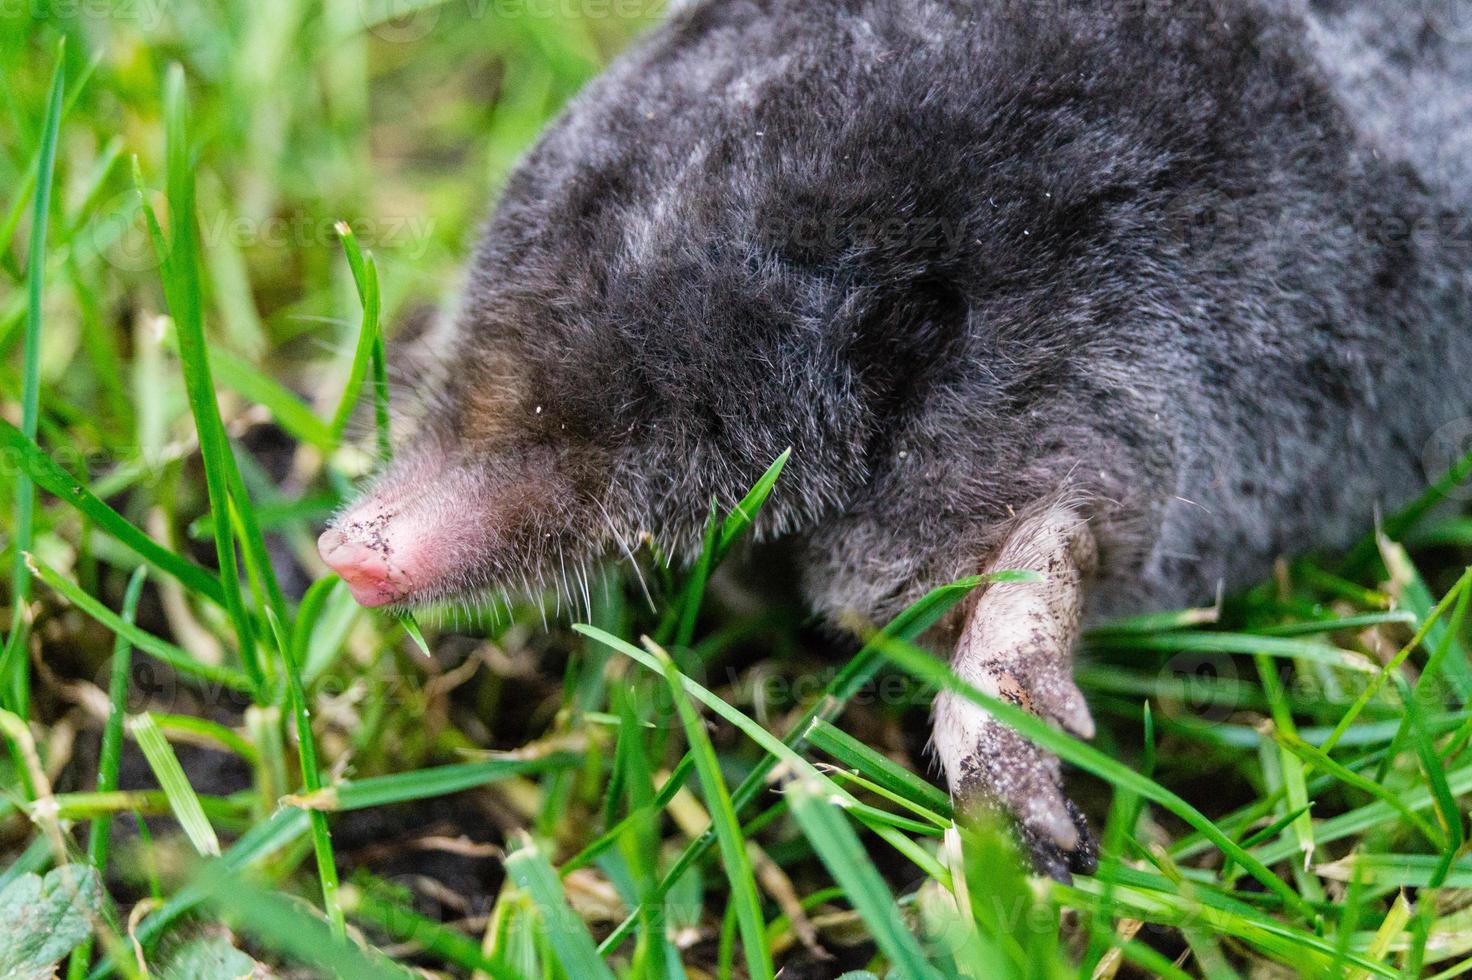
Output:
[320,461,515,609]
[317,526,409,608]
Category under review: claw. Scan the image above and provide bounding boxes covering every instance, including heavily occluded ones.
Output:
[932,497,1099,880]
[1031,662,1096,739]
[1055,693,1096,740]
[1019,800,1098,882]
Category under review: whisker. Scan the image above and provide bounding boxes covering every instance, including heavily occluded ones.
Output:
[598,498,654,613]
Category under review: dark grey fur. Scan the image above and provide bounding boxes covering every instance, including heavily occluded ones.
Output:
[342,0,1472,870]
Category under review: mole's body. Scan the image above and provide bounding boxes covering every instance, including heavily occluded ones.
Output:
[320,0,1472,874]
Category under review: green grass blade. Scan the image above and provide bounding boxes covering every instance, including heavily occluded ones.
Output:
[1316,853,1472,891]
[716,447,790,558]
[1253,654,1319,894]
[332,221,393,459]
[823,772,949,833]
[292,575,351,679]
[330,222,384,448]
[65,567,147,980]
[1320,567,1472,757]
[288,754,582,811]
[204,344,335,450]
[340,883,499,973]
[135,66,271,696]
[1086,605,1221,636]
[654,643,775,980]
[370,332,392,462]
[399,613,432,658]
[610,685,670,975]
[149,714,258,764]
[0,419,225,605]
[1380,542,1472,699]
[1341,443,1472,572]
[265,610,345,940]
[4,36,67,714]
[1086,631,1377,672]
[1256,611,1417,637]
[129,713,222,857]
[190,493,339,541]
[1268,728,1442,849]
[1352,892,1412,980]
[785,778,941,979]
[27,554,251,691]
[195,868,407,979]
[806,718,952,819]
[670,500,719,648]
[505,836,616,980]
[658,449,790,647]
[1058,878,1395,977]
[1432,583,1472,757]
[1082,729,1146,975]
[224,461,290,645]
[1395,672,1465,854]
[1409,517,1472,548]
[45,789,247,823]
[88,808,311,978]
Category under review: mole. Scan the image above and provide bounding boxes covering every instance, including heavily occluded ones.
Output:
[318,0,1472,877]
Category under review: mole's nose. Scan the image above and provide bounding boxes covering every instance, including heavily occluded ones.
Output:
[317,527,404,608]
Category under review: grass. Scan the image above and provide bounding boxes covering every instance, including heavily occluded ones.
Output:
[4,3,1472,978]
[4,33,65,717]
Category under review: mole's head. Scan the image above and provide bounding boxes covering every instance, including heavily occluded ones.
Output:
[319,4,973,609]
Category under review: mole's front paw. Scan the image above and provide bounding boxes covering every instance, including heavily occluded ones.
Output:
[933,498,1099,880]
[936,692,1097,881]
